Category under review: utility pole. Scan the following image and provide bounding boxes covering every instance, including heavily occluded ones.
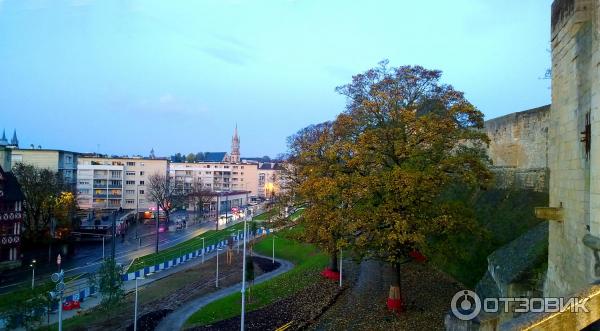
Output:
[201,237,205,264]
[135,184,140,239]
[241,216,247,331]
[155,202,160,254]
[111,210,117,261]
[216,192,221,231]
[50,270,65,331]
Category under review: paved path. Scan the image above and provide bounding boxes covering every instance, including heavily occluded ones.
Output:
[155,254,294,331]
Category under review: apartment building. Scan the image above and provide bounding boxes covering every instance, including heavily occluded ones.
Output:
[169,162,259,196]
[258,162,284,198]
[9,149,79,188]
[76,156,169,211]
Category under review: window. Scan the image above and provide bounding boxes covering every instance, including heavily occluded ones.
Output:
[139,190,145,195]
[127,162,136,166]
[140,171,145,176]
[139,181,145,185]
[224,166,229,169]
[126,190,135,195]
[126,180,135,185]
[126,171,135,176]
[206,171,212,174]
[126,199,135,204]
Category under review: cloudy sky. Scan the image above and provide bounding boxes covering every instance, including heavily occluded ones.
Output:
[0,0,552,157]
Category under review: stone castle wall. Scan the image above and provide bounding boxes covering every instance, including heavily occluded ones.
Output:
[545,0,599,298]
[483,105,550,192]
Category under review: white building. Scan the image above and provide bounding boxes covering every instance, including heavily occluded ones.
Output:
[76,156,169,211]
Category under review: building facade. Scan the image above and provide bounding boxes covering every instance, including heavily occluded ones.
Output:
[76,156,169,211]
[9,149,79,188]
[0,166,24,270]
[258,162,284,198]
[170,162,259,196]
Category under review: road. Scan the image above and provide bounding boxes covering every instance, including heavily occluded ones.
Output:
[0,210,220,294]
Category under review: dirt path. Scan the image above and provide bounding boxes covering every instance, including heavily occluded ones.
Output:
[312,260,464,331]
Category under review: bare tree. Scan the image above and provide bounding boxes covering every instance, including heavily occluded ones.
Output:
[188,180,215,221]
[147,172,180,225]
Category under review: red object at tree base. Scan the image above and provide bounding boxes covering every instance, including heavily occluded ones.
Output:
[321,268,340,281]
[409,250,427,263]
[387,297,404,313]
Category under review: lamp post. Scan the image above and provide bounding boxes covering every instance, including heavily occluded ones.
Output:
[134,276,144,331]
[30,259,37,289]
[339,249,343,288]
[50,270,65,331]
[155,201,160,254]
[240,213,247,331]
[201,237,205,264]
[102,235,105,260]
[272,235,275,264]
[135,184,140,239]
[215,247,222,287]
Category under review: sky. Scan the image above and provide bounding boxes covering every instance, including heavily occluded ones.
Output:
[0,0,553,158]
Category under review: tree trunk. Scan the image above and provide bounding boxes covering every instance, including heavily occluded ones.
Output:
[329,251,339,272]
[387,262,404,313]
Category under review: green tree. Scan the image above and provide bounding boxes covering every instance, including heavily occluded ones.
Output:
[186,153,196,163]
[98,258,124,310]
[336,61,492,310]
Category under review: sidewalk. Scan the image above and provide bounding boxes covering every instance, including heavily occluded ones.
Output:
[155,254,294,331]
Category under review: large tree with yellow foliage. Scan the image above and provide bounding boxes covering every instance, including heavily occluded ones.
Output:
[334,61,492,310]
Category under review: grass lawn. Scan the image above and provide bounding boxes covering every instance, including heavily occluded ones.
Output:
[185,225,327,327]
[252,208,279,222]
[128,221,254,272]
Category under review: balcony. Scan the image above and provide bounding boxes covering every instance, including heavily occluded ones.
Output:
[0,234,20,246]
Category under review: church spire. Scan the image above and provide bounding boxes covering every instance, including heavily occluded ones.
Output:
[10,130,18,147]
[0,129,7,146]
[230,124,240,163]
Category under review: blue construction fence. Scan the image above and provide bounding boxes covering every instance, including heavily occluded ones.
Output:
[122,227,274,281]
[57,227,274,305]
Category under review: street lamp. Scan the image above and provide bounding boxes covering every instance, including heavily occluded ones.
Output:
[201,237,205,264]
[30,259,37,289]
[49,270,65,331]
[240,215,249,331]
[339,249,343,288]
[215,246,223,287]
[133,276,145,331]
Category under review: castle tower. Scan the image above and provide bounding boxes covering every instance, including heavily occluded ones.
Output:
[544,0,599,298]
[230,125,240,163]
